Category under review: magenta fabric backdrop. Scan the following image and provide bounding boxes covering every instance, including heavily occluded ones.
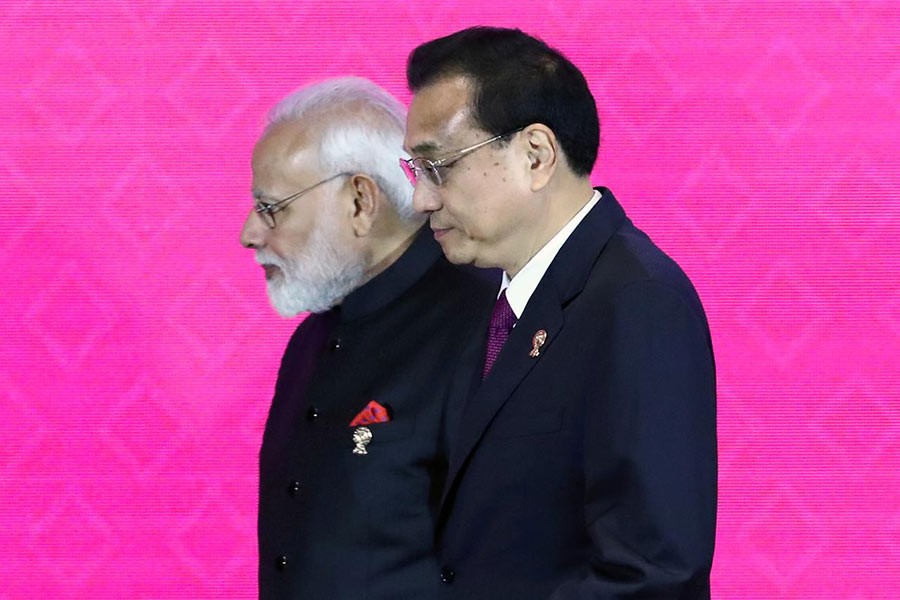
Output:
[2,1,898,598]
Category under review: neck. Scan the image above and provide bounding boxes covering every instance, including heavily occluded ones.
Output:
[503,178,595,279]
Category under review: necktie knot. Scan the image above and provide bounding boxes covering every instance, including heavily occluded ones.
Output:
[482,290,516,379]
[489,290,516,331]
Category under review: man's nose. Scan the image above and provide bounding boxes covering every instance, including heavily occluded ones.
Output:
[412,184,442,214]
[240,209,267,248]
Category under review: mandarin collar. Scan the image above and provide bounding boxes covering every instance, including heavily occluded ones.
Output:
[338,226,441,321]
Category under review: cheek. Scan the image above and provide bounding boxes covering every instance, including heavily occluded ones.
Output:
[268,227,311,260]
[458,185,507,232]
[443,159,515,236]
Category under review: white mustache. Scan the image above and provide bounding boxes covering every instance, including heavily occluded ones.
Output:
[255,251,283,268]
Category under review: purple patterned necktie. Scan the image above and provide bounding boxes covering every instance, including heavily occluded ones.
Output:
[482,289,517,379]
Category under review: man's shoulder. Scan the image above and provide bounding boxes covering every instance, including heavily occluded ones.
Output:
[578,220,707,323]
[420,255,499,301]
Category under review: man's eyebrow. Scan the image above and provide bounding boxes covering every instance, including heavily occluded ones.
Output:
[408,141,442,156]
[252,189,274,203]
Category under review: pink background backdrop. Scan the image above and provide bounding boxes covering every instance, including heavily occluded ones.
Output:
[2,1,898,597]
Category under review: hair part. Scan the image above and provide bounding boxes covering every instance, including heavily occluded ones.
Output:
[267,77,420,223]
[407,27,599,176]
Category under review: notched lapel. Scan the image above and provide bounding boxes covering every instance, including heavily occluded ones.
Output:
[442,289,565,510]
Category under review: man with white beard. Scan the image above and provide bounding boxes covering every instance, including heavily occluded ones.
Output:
[240,77,494,600]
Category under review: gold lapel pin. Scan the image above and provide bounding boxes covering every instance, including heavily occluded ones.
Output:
[352,426,373,455]
[529,329,548,358]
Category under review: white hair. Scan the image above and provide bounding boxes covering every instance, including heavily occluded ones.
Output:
[267,77,419,223]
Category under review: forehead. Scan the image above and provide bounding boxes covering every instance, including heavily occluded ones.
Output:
[406,76,477,153]
[253,120,312,166]
[252,120,318,195]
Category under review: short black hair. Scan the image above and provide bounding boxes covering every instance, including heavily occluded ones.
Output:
[407,26,599,176]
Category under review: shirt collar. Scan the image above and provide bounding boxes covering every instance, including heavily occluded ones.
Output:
[502,189,602,317]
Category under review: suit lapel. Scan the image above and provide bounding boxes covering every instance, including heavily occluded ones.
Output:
[439,188,628,517]
[445,288,565,489]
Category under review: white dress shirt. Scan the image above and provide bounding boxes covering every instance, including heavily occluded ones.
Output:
[500,189,602,318]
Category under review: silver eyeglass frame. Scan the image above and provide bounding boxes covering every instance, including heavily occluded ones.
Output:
[400,127,523,187]
[253,172,352,228]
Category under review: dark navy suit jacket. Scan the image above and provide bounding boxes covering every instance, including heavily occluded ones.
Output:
[258,229,495,599]
[437,188,717,599]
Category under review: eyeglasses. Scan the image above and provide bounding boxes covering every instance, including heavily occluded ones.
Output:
[400,128,523,188]
[253,172,351,229]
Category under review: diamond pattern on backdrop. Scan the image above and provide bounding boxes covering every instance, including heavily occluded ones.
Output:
[736,38,831,146]
[22,41,119,146]
[1,1,899,598]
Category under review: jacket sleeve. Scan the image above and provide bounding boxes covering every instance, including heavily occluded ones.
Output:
[553,280,717,599]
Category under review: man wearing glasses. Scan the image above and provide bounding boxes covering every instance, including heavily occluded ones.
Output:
[402,28,717,598]
[240,77,494,599]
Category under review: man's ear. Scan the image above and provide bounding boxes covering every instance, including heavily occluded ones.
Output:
[349,173,379,237]
[523,125,558,192]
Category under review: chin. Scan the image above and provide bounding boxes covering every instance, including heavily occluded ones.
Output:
[437,238,472,265]
[440,246,471,266]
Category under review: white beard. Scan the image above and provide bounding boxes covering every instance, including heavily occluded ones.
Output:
[256,223,367,317]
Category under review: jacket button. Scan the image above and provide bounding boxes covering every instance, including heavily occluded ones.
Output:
[440,567,455,583]
[275,555,288,571]
[328,337,342,350]
[287,481,301,496]
[306,407,320,421]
